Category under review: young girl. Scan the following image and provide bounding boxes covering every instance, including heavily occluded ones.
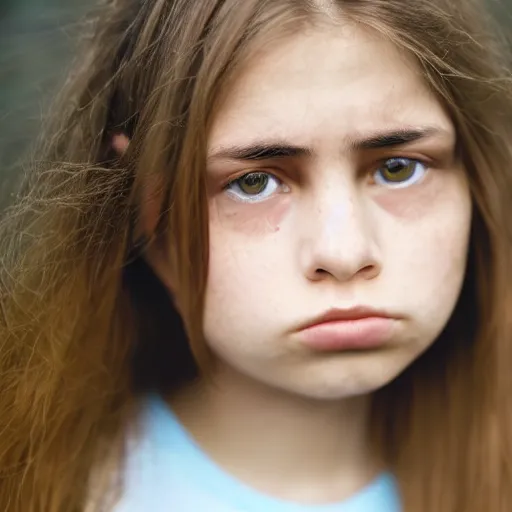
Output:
[1,0,512,510]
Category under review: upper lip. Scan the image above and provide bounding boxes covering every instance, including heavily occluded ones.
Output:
[297,306,398,331]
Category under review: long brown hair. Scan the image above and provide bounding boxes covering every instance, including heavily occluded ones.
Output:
[1,0,511,510]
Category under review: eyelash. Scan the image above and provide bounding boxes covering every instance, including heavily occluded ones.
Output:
[223,157,430,203]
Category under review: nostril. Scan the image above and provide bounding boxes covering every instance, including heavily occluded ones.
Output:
[359,264,379,279]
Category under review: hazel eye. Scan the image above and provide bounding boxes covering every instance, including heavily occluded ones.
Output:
[238,173,271,195]
[225,172,287,203]
[373,158,427,188]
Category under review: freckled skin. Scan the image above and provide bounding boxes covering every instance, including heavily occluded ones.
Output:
[212,195,291,236]
[199,23,471,400]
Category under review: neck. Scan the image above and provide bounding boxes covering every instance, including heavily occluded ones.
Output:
[168,365,382,504]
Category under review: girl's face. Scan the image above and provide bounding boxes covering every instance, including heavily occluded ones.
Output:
[202,22,471,399]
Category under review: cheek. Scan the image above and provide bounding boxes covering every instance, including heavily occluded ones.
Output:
[374,170,471,268]
[373,171,448,220]
[205,198,293,344]
[377,171,472,318]
[206,201,283,306]
[209,195,292,236]
[203,226,283,361]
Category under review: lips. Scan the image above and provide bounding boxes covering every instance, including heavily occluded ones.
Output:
[296,307,398,352]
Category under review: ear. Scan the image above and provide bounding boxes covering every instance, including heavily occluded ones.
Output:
[112,133,130,155]
[112,133,178,297]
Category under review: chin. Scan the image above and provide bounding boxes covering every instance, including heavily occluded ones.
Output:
[281,380,390,401]
[267,354,411,401]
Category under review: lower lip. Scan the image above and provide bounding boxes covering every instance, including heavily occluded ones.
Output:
[298,317,395,352]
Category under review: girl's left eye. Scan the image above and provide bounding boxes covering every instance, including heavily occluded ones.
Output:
[373,158,428,188]
[224,172,287,203]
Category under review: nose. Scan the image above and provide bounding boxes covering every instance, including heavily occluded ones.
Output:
[300,182,381,284]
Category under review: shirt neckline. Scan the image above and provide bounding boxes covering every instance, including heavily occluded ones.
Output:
[144,394,401,512]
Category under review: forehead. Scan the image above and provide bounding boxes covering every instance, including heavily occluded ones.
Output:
[209,22,453,150]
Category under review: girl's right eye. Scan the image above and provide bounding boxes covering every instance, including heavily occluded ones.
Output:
[224,172,288,203]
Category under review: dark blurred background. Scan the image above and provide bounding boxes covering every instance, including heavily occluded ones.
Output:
[0,0,90,204]
[1,0,511,207]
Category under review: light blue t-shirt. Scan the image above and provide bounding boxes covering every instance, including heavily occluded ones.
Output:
[114,395,401,512]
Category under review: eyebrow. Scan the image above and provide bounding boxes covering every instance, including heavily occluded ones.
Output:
[208,143,312,161]
[208,127,449,162]
[354,128,442,150]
